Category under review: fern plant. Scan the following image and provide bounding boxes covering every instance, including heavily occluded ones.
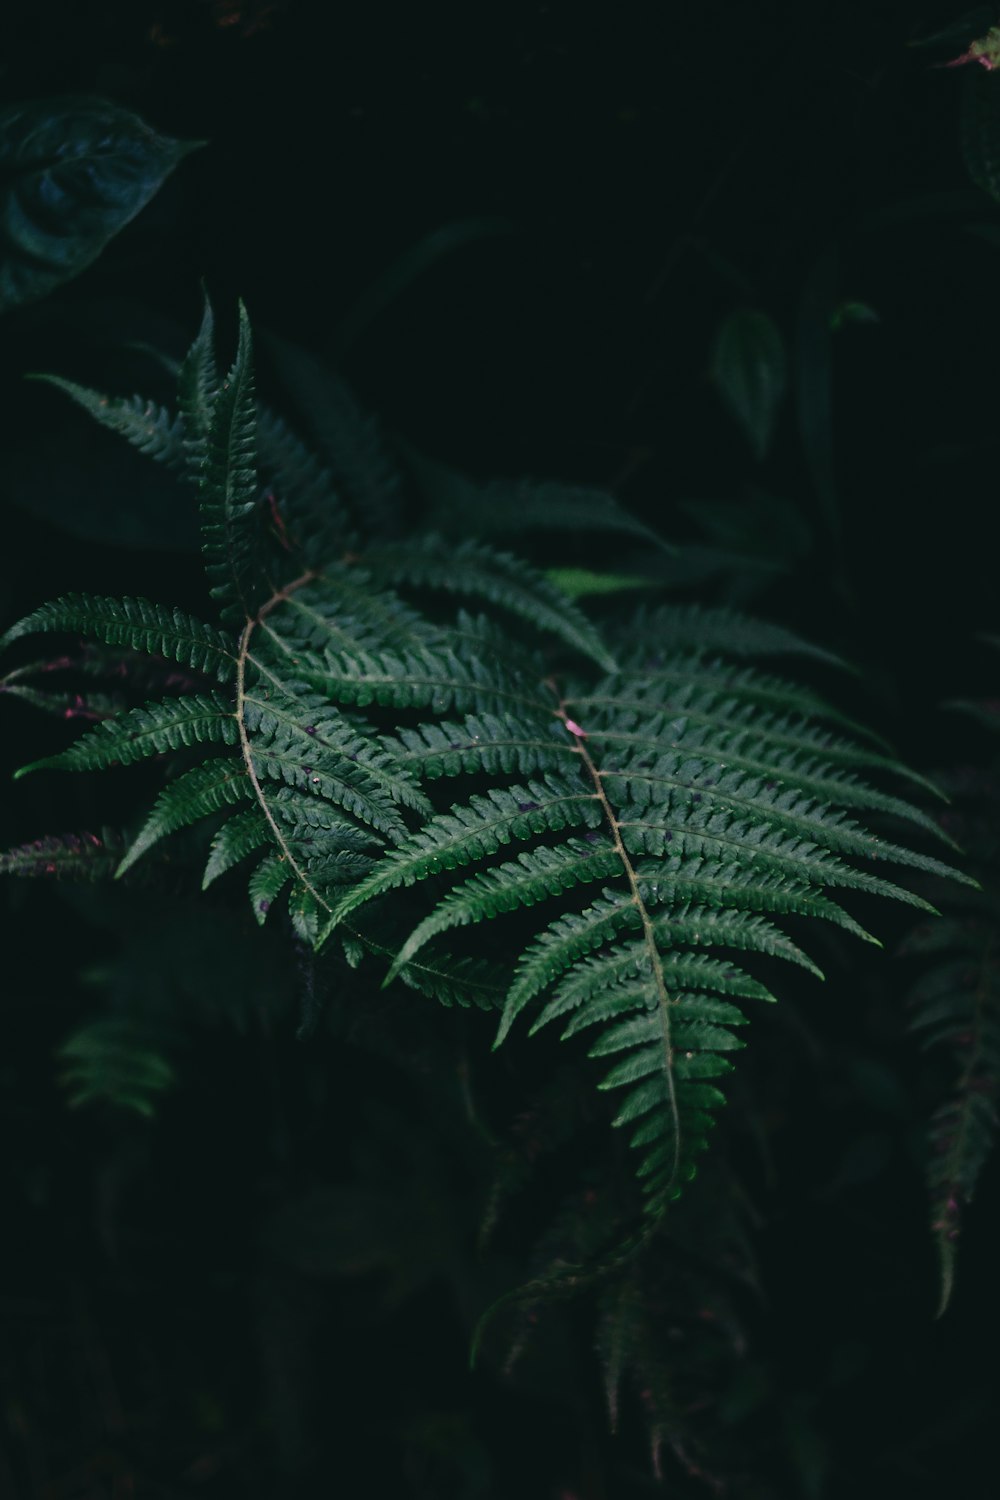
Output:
[903,641,1000,1312]
[0,301,970,1305]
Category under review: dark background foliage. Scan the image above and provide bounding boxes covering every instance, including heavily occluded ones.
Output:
[1,2,998,1496]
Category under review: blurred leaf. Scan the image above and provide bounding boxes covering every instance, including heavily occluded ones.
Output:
[405,443,670,551]
[546,567,656,598]
[0,97,201,314]
[58,1015,176,1117]
[711,309,787,461]
[334,217,518,355]
[830,300,880,331]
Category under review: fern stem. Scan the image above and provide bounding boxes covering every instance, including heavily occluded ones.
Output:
[557,703,682,1199]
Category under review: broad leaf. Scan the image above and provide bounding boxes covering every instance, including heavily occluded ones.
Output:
[0,96,200,314]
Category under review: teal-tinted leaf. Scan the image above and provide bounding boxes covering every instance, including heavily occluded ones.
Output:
[0,97,201,314]
[712,309,787,461]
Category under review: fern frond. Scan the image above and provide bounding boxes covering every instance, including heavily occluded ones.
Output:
[14,694,237,777]
[363,536,619,671]
[619,810,935,910]
[262,333,403,535]
[259,568,431,656]
[346,650,953,1210]
[627,603,846,668]
[202,808,270,887]
[248,850,293,923]
[198,303,268,621]
[614,647,880,742]
[296,641,556,717]
[242,698,411,843]
[241,674,430,815]
[0,829,124,881]
[602,750,967,885]
[385,840,622,981]
[256,406,357,562]
[502,865,862,1038]
[0,595,236,681]
[409,448,669,550]
[58,1017,175,1117]
[908,923,1000,1314]
[324,776,603,934]
[178,293,219,451]
[386,713,576,780]
[29,375,185,468]
[574,687,941,797]
[904,774,1000,1308]
[116,757,252,875]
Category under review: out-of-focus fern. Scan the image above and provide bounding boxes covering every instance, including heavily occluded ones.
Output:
[57,1016,176,1118]
[0,300,967,1327]
[903,647,1000,1313]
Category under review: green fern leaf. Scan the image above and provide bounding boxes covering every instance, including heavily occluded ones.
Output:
[202,808,271,887]
[259,569,431,658]
[385,840,622,981]
[117,757,252,875]
[363,536,618,671]
[324,776,603,935]
[0,594,236,681]
[29,375,185,468]
[178,293,219,450]
[14,693,237,777]
[58,1017,175,1117]
[0,829,124,881]
[257,406,356,562]
[262,333,403,536]
[248,851,293,923]
[501,864,863,1043]
[299,641,555,717]
[386,713,576,781]
[241,674,430,815]
[629,604,845,668]
[198,303,268,621]
[242,699,411,843]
